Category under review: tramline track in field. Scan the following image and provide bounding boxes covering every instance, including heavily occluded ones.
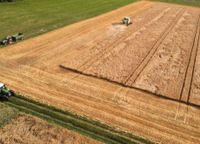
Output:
[68,6,175,73]
[60,64,200,109]
[60,9,186,103]
[180,14,200,103]
[124,9,184,84]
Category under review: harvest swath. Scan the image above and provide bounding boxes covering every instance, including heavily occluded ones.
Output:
[0,1,200,143]
[5,95,152,144]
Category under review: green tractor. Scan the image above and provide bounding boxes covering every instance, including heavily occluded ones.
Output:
[0,83,14,99]
[0,33,24,46]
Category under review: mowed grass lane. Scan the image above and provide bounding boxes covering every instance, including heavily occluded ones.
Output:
[0,0,136,39]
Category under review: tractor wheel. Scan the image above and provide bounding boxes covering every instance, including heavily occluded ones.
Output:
[0,96,9,101]
[10,90,15,96]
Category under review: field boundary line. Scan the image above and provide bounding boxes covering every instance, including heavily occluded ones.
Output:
[180,13,200,103]
[59,65,200,108]
[124,9,184,84]
[14,2,152,65]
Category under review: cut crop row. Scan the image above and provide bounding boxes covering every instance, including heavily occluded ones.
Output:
[6,95,154,144]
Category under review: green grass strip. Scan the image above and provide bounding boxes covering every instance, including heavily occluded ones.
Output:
[6,102,117,144]
[14,95,153,144]
[16,95,154,144]
[6,95,154,144]
[0,0,138,40]
[8,97,140,144]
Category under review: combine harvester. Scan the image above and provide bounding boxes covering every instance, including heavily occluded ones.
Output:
[0,83,14,99]
[113,16,132,26]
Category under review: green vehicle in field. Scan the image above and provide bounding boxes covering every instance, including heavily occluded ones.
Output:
[0,33,24,46]
[0,83,14,99]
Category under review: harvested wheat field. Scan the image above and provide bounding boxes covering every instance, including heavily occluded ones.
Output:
[0,114,101,144]
[0,1,200,143]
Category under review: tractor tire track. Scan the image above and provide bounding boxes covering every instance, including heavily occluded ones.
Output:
[124,9,184,85]
[62,5,172,73]
[80,7,173,72]
[180,14,200,103]
[133,10,200,100]
[29,2,152,67]
[62,6,181,85]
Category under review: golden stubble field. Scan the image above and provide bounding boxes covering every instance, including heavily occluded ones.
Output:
[0,114,101,144]
[0,1,200,143]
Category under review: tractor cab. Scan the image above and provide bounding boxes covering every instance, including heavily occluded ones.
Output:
[0,83,14,99]
[122,16,132,26]
[112,16,132,27]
